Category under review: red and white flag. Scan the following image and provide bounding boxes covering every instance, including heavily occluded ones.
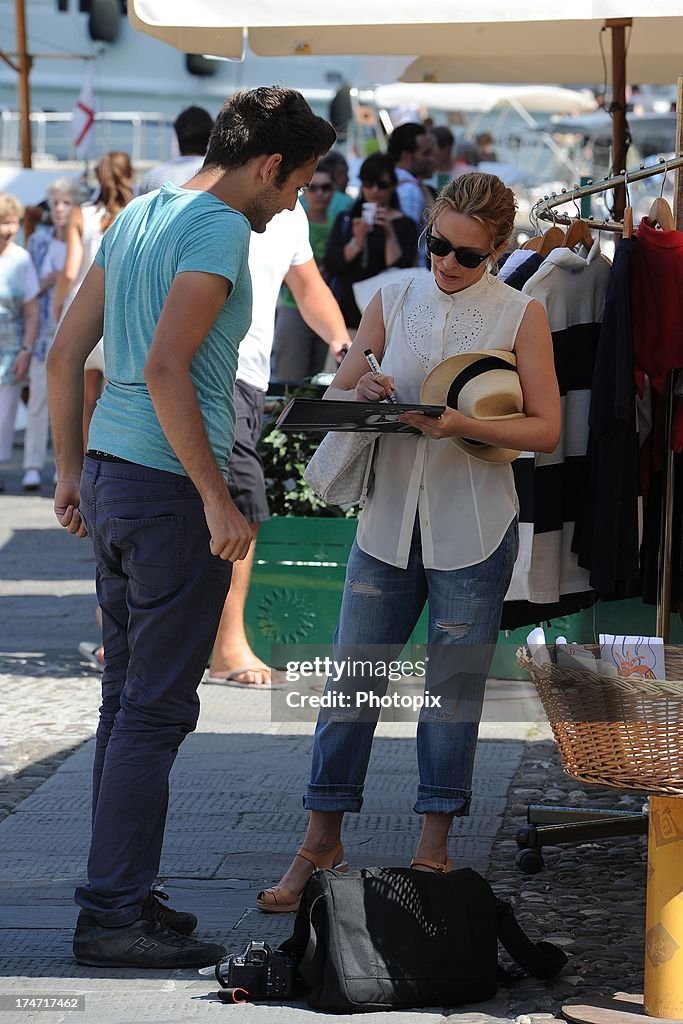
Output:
[72,68,97,157]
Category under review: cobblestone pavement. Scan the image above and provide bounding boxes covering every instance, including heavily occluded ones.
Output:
[488,737,648,1021]
[0,657,100,822]
[0,451,653,1024]
[0,451,102,823]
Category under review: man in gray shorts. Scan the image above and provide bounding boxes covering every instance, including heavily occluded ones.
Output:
[207,197,350,686]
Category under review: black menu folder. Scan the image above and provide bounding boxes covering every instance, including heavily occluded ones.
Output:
[275,398,445,434]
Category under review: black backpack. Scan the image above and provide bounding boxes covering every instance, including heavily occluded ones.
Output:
[279,866,567,1014]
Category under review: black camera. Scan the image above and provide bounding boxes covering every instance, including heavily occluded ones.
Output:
[215,940,297,1002]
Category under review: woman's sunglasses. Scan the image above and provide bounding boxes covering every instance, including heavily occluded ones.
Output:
[362,179,394,189]
[307,183,333,193]
[426,231,489,269]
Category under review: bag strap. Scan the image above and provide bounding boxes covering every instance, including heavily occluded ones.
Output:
[297,894,326,989]
[381,277,413,357]
[358,437,377,509]
[496,899,567,979]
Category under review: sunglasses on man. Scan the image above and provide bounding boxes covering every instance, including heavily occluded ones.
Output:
[426,231,490,269]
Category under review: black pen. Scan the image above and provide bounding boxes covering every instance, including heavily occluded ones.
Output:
[364,348,398,404]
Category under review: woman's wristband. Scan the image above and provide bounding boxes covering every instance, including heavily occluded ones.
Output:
[19,346,33,354]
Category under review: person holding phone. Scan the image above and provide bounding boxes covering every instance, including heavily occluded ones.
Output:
[257,172,560,912]
[324,153,418,331]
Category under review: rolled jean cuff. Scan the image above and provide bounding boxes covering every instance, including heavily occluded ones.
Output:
[413,786,472,816]
[303,784,363,813]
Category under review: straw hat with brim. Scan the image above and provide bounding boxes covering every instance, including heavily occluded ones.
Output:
[420,350,525,464]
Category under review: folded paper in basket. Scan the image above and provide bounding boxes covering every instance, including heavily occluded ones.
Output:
[524,627,654,678]
[599,633,666,681]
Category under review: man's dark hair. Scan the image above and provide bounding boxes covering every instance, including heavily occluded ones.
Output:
[387,122,427,161]
[174,106,214,156]
[432,125,454,151]
[204,87,336,184]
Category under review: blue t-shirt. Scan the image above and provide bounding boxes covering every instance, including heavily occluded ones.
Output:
[88,183,252,476]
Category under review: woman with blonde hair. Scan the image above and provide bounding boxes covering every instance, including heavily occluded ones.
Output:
[54,151,134,437]
[258,172,561,912]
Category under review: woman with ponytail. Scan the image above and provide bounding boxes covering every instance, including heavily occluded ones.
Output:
[54,151,134,436]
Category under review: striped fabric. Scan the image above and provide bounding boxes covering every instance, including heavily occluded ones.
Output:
[504,242,612,606]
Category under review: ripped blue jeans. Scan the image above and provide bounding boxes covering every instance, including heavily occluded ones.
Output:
[305,517,518,816]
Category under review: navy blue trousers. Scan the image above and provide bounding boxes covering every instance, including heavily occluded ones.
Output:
[75,456,232,925]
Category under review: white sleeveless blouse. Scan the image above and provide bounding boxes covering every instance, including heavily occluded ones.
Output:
[356,272,534,570]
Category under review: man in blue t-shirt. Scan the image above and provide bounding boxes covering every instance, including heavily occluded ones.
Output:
[47,87,336,970]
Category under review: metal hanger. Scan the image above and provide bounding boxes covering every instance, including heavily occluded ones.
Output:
[563,193,594,251]
[520,213,544,252]
[622,167,633,239]
[538,209,565,258]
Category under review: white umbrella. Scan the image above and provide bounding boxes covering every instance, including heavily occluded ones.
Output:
[129,1,683,85]
[371,84,597,116]
[400,18,683,85]
[129,1,682,213]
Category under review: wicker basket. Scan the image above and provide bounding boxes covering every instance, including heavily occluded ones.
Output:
[517,644,683,795]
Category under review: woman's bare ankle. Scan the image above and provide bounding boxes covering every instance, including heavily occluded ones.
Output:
[413,845,449,865]
[413,813,454,867]
[301,835,341,854]
[278,844,337,894]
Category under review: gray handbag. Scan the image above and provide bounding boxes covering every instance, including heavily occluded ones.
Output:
[303,278,412,507]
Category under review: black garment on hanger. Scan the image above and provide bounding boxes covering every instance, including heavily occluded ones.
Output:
[500,591,597,632]
[573,237,640,593]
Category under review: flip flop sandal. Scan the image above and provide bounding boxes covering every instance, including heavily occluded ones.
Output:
[203,666,284,688]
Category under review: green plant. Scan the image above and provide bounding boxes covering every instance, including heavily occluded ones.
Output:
[258,387,357,519]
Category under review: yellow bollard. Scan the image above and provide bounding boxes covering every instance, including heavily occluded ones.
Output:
[644,795,683,1019]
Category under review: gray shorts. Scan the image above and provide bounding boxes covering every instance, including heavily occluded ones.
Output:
[227,379,270,523]
[272,304,330,383]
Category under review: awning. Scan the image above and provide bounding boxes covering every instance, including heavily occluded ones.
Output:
[129,2,683,85]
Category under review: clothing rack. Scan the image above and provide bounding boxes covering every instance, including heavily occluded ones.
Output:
[533,211,624,233]
[520,83,683,1024]
[531,153,683,231]
[528,150,683,642]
